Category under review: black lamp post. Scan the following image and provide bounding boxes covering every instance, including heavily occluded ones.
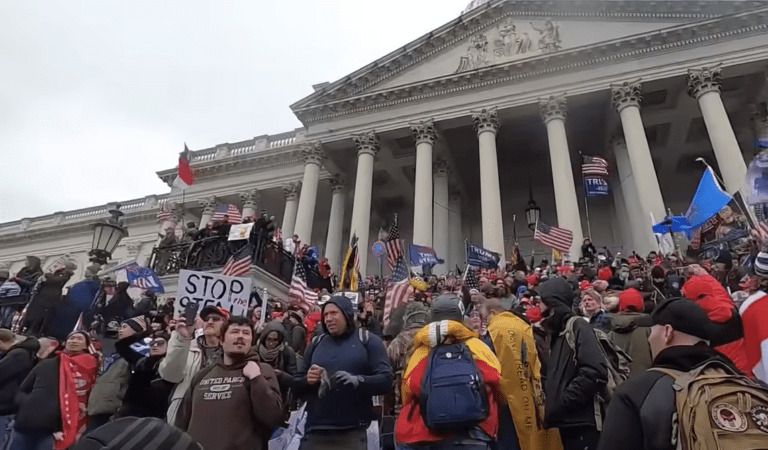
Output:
[525,182,540,231]
[89,205,129,265]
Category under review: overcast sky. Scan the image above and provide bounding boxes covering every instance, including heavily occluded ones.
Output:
[0,0,469,223]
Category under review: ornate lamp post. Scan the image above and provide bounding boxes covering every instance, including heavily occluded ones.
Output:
[89,205,129,265]
[525,184,541,231]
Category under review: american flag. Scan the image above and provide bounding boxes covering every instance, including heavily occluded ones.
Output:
[581,155,609,177]
[222,244,253,277]
[383,257,411,326]
[463,266,480,291]
[156,205,173,223]
[289,261,318,313]
[211,203,242,224]
[385,214,404,270]
[534,221,574,253]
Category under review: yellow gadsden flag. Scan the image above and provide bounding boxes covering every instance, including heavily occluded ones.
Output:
[337,234,359,292]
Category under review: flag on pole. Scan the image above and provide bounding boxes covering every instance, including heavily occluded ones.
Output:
[289,261,319,314]
[156,205,173,223]
[383,257,411,326]
[534,221,573,253]
[173,144,195,189]
[211,204,243,224]
[462,266,480,291]
[581,155,609,177]
[385,214,404,271]
[125,263,165,293]
[338,234,359,291]
[221,244,253,277]
[466,242,501,269]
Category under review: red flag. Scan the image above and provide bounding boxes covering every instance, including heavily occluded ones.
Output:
[174,144,194,189]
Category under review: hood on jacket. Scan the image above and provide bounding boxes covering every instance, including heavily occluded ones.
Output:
[10,336,41,356]
[537,277,575,308]
[320,295,356,336]
[609,312,651,334]
[260,320,287,344]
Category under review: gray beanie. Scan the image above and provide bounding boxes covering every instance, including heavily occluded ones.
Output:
[430,294,463,323]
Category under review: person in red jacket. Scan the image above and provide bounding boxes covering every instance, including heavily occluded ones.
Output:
[681,273,750,375]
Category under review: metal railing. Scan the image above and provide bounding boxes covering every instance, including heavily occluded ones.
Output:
[149,236,295,284]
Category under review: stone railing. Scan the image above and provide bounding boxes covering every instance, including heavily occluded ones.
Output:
[150,236,295,284]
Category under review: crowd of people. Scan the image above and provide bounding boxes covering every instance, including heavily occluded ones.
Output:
[1,231,768,450]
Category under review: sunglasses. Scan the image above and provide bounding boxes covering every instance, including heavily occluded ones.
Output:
[204,315,224,322]
[150,339,167,347]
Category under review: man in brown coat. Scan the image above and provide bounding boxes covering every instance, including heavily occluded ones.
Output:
[176,316,283,450]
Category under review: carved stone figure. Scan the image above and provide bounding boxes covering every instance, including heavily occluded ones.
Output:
[531,19,561,53]
[467,33,489,69]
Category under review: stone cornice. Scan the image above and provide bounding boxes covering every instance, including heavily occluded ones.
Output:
[293,6,768,125]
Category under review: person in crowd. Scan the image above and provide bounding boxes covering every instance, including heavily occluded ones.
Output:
[181,222,199,242]
[606,288,652,375]
[735,270,768,382]
[0,329,40,448]
[358,298,382,335]
[537,277,607,450]
[49,264,101,341]
[294,295,392,449]
[253,320,298,410]
[581,238,597,263]
[395,294,501,449]
[482,297,562,450]
[87,315,149,430]
[159,306,227,424]
[176,316,283,450]
[99,281,135,326]
[11,331,98,450]
[115,332,172,419]
[133,290,157,317]
[680,272,750,374]
[597,298,734,450]
[23,261,77,336]
[72,416,203,450]
[10,256,43,294]
[386,301,429,414]
[580,288,610,332]
[283,309,307,355]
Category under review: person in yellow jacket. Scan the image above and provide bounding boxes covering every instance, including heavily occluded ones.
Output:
[482,297,563,450]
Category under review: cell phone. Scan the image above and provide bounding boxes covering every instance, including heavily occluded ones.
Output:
[183,301,199,324]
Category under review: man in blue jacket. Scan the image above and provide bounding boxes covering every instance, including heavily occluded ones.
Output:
[294,295,392,450]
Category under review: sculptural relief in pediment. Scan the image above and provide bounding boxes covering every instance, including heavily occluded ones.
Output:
[456,18,561,72]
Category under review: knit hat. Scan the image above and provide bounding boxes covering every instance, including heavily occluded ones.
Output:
[525,274,539,286]
[618,288,644,313]
[66,330,91,348]
[597,266,613,281]
[403,301,430,328]
[122,316,148,334]
[71,417,202,450]
[755,251,768,277]
[430,294,464,323]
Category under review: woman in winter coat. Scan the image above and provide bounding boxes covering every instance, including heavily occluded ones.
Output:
[253,321,297,413]
[11,331,98,450]
[23,263,75,336]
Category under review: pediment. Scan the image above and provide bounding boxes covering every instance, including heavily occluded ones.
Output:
[291,0,768,124]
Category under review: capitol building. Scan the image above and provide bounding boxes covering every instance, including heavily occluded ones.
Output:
[2,0,768,296]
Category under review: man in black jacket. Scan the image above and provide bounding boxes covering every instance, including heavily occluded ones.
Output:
[597,298,728,450]
[0,329,39,448]
[537,277,608,450]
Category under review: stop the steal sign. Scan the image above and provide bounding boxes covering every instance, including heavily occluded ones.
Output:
[176,269,252,318]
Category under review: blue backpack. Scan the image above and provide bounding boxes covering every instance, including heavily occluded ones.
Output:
[419,340,489,433]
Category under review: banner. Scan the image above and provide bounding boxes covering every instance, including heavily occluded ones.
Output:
[584,177,609,196]
[125,264,165,293]
[466,242,501,269]
[175,269,252,318]
[408,244,439,266]
[228,223,254,241]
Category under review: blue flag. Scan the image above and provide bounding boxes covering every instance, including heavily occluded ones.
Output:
[408,244,440,267]
[466,242,501,269]
[584,177,609,196]
[125,263,165,293]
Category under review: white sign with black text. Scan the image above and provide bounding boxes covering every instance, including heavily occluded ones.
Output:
[176,269,252,318]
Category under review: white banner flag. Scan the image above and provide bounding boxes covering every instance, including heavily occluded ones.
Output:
[228,223,254,241]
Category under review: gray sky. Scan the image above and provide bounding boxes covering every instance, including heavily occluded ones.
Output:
[0,0,469,223]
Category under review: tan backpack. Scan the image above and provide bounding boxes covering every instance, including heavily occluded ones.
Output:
[651,360,768,450]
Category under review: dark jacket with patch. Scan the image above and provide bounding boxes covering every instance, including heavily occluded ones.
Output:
[597,344,732,450]
[0,337,40,414]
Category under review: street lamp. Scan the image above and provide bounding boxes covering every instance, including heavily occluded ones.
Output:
[89,205,129,265]
[525,183,540,231]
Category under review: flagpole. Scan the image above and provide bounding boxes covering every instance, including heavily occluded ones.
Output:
[579,151,593,240]
[695,157,757,230]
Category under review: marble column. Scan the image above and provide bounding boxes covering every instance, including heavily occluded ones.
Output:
[198,197,217,228]
[350,131,380,276]
[294,142,325,243]
[611,81,667,254]
[281,182,301,238]
[611,136,646,253]
[688,65,747,194]
[325,176,346,273]
[239,189,261,221]
[432,159,449,274]
[448,192,463,272]
[410,119,437,247]
[471,108,506,265]
[539,95,583,258]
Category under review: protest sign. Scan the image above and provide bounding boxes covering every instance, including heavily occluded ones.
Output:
[176,269,252,318]
[228,223,254,241]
